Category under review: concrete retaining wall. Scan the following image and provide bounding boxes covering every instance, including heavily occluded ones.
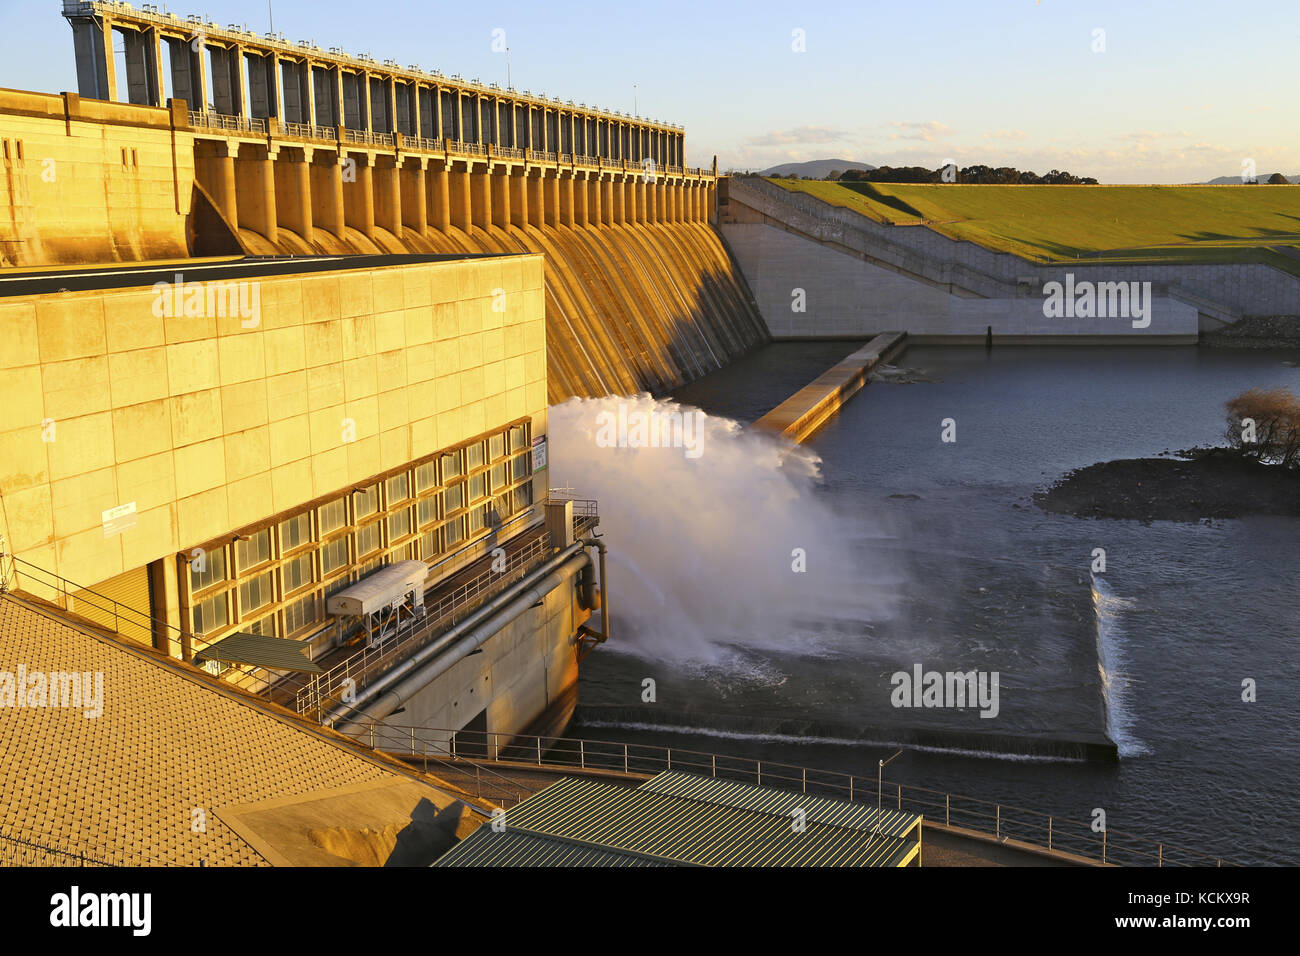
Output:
[725,221,1199,341]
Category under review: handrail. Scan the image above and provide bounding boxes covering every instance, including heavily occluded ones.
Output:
[0,826,120,867]
[342,127,394,146]
[296,532,555,716]
[369,725,1235,868]
[283,120,336,141]
[392,737,536,807]
[6,553,174,642]
[423,506,536,579]
[3,553,318,700]
[0,556,319,703]
[170,106,711,180]
[547,495,598,518]
[188,110,267,135]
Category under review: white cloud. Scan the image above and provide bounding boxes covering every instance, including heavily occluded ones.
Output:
[885,121,953,142]
[742,125,850,146]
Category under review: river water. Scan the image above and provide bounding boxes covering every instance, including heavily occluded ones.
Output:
[556,344,1300,865]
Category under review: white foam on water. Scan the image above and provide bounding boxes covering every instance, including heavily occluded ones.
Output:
[1091,575,1149,757]
[577,720,1088,764]
[547,394,901,667]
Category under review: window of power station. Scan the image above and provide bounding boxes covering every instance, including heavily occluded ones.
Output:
[185,420,535,672]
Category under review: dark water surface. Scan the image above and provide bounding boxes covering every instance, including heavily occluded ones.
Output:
[571,345,1300,865]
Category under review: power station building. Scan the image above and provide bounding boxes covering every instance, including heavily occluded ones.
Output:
[0,244,606,740]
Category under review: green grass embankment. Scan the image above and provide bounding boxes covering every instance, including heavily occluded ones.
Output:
[770,179,1300,276]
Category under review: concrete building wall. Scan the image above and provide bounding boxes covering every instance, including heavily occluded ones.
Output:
[0,255,547,604]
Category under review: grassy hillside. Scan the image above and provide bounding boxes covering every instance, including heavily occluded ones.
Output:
[770,179,1300,275]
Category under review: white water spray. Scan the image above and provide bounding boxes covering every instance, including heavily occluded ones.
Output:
[1091,575,1148,757]
[548,394,900,667]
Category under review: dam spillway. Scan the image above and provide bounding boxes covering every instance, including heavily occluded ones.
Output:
[208,148,768,402]
[255,212,767,404]
[3,3,770,401]
[0,89,767,401]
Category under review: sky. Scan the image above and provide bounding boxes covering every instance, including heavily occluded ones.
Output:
[0,0,1294,183]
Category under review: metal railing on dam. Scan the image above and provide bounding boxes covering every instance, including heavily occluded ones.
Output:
[282,120,338,141]
[178,107,714,184]
[0,826,119,868]
[370,725,1235,867]
[188,110,267,135]
[343,127,395,147]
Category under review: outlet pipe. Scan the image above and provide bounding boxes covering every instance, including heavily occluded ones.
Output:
[578,536,610,652]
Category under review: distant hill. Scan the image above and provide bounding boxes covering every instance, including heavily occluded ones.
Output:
[759,159,875,179]
[1203,173,1299,184]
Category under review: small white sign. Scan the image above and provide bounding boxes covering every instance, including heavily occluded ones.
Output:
[102,501,137,538]
[531,435,548,472]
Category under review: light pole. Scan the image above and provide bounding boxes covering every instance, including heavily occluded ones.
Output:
[506,47,512,89]
[877,749,903,821]
[633,84,638,117]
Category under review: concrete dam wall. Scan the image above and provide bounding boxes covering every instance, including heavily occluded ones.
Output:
[0,88,767,402]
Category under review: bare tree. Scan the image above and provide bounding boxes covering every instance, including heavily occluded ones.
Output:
[1224,387,1300,468]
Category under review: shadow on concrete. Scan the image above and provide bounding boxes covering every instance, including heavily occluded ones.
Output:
[384,798,468,867]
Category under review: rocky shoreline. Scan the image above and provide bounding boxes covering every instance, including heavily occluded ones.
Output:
[1200,315,1300,351]
[1034,452,1300,522]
